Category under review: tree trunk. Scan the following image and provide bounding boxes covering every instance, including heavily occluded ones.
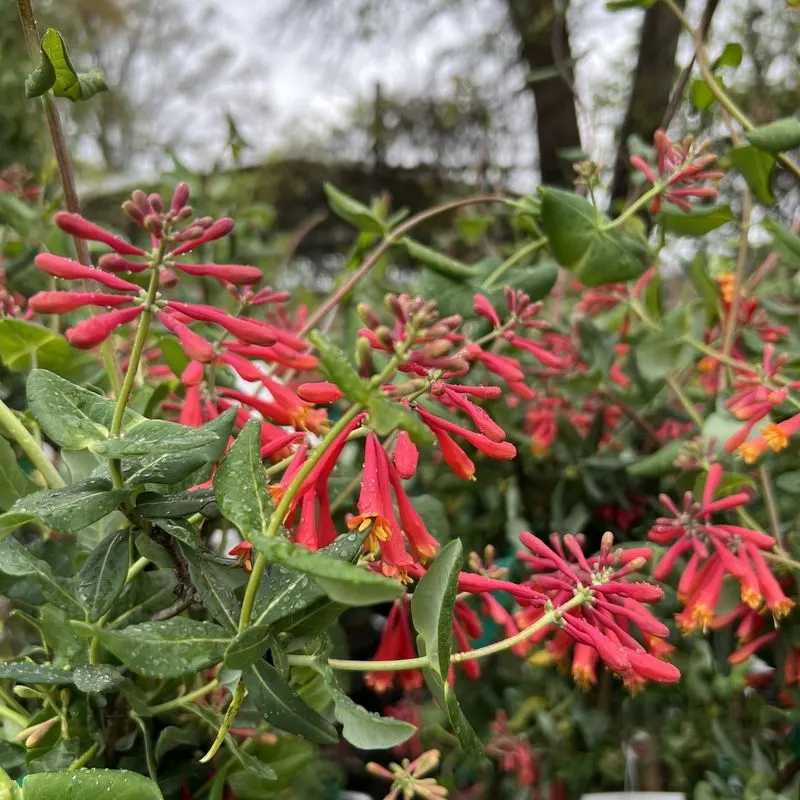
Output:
[610,0,686,205]
[506,0,582,188]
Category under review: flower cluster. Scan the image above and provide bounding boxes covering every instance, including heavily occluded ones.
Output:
[516,532,678,689]
[630,129,724,213]
[649,464,793,632]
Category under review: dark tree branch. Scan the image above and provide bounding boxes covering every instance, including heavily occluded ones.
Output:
[150,528,198,621]
[610,0,686,205]
[506,0,582,187]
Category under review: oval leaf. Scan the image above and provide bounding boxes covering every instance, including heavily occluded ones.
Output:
[99,619,230,678]
[76,529,130,621]
[746,117,800,154]
[224,626,273,670]
[21,769,162,800]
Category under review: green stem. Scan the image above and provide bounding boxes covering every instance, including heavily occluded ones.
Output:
[200,681,245,764]
[0,704,28,729]
[600,183,665,233]
[108,268,161,488]
[149,679,219,715]
[238,403,365,634]
[481,237,548,289]
[287,593,586,672]
[666,375,704,430]
[0,398,64,489]
[67,742,99,771]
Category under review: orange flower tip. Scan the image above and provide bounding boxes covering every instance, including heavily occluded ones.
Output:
[771,598,795,618]
[741,588,763,610]
[762,423,790,453]
[736,443,761,464]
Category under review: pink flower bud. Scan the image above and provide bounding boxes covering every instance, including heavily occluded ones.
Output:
[35,253,141,292]
[29,291,132,314]
[473,294,500,327]
[181,359,205,386]
[159,268,178,288]
[251,288,291,305]
[169,217,235,256]
[297,382,342,404]
[122,200,144,224]
[132,189,151,214]
[53,212,146,256]
[97,253,148,273]
[170,182,191,212]
[143,214,162,236]
[173,263,262,285]
[66,306,144,348]
[167,301,277,346]
[393,431,419,479]
[148,193,163,213]
[156,310,216,363]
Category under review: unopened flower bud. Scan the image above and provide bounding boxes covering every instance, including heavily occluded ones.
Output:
[132,189,151,214]
[13,686,41,699]
[144,214,162,236]
[356,337,373,376]
[357,303,381,329]
[439,314,462,330]
[415,340,453,360]
[175,205,193,221]
[122,200,144,224]
[194,216,214,230]
[600,531,615,557]
[18,717,57,748]
[374,326,393,348]
[170,181,190,212]
[430,380,446,396]
[148,193,163,213]
[384,293,404,320]
[160,267,178,288]
[177,225,204,241]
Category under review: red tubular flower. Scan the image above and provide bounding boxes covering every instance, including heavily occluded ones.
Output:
[66,306,145,348]
[167,301,278,347]
[428,425,475,480]
[297,382,342,404]
[473,294,500,327]
[156,310,216,363]
[417,406,516,460]
[509,335,566,370]
[386,453,439,560]
[393,431,419,479]
[347,434,395,552]
[223,341,318,372]
[97,253,149,273]
[439,384,506,442]
[35,253,141,292]
[29,291,133,313]
[169,217,235,256]
[365,598,423,693]
[180,385,204,427]
[53,211,146,256]
[171,263,262,285]
[467,344,525,383]
[181,360,205,386]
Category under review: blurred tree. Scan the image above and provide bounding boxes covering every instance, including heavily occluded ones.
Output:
[0,1,46,168]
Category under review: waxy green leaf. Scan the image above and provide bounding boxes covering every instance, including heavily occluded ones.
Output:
[76,529,129,621]
[323,183,385,234]
[307,330,371,405]
[184,550,242,632]
[244,660,338,744]
[25,29,108,102]
[401,238,474,279]
[0,438,36,512]
[224,625,273,670]
[22,769,162,800]
[659,203,735,236]
[91,419,218,458]
[99,618,230,678]
[746,117,800,154]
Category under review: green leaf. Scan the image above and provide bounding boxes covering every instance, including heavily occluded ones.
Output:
[255,538,404,606]
[91,420,218,458]
[0,662,72,685]
[251,531,366,632]
[764,218,800,267]
[0,538,82,617]
[154,726,200,764]
[539,187,648,286]
[776,471,800,494]
[243,660,338,744]
[324,669,415,749]
[307,331,371,405]
[731,145,776,206]
[713,42,744,69]
[323,183,385,234]
[136,489,216,519]
[746,117,800,154]
[401,238,474,279]
[0,511,38,540]
[71,664,124,693]
[455,215,492,246]
[99,619,230,678]
[0,438,36,512]
[224,626,273,670]
[21,769,162,800]
[11,483,128,533]
[76,529,129,621]
[690,80,715,111]
[703,409,767,455]
[627,440,685,477]
[152,518,199,549]
[184,551,242,632]
[367,394,434,446]
[411,539,462,678]
[659,204,735,235]
[685,255,721,320]
[0,321,69,373]
[121,408,236,487]
[634,333,692,382]
[606,0,655,8]
[488,259,559,304]
[27,369,141,450]
[25,29,108,102]
[214,418,274,543]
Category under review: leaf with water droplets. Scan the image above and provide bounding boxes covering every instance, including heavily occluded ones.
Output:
[0,662,72,685]
[99,618,230,678]
[76,529,129,621]
[244,660,338,744]
[224,625,273,670]
[184,549,243,632]
[71,664,125,693]
[21,768,163,799]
